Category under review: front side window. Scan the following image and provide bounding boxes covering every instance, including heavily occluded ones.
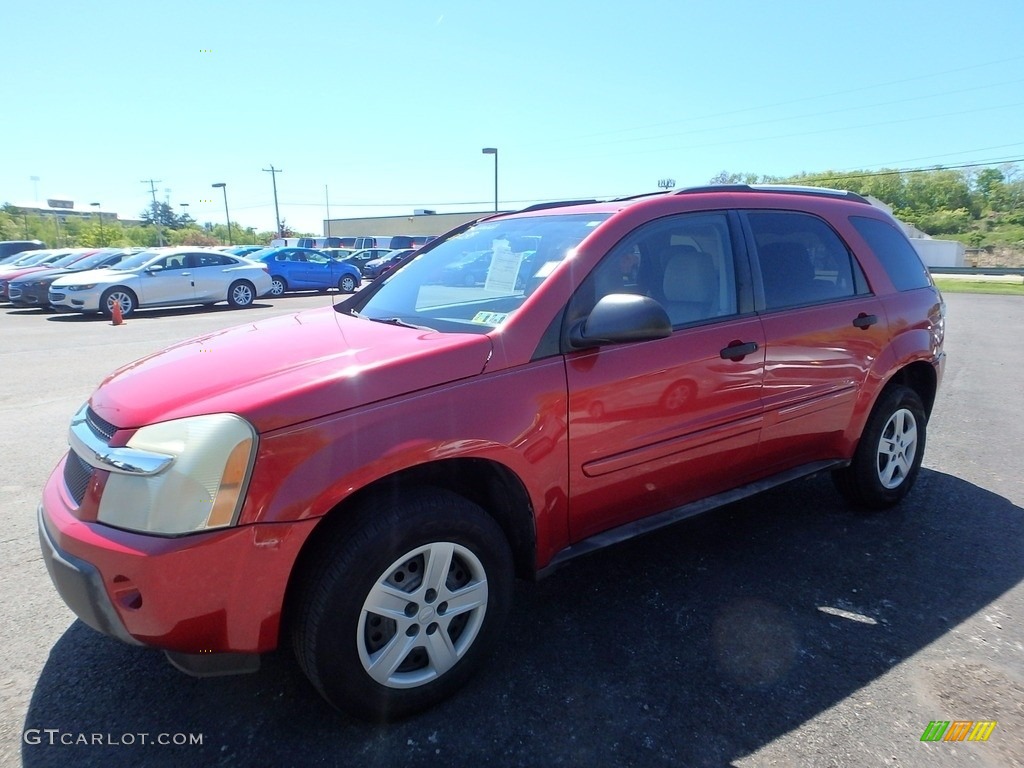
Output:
[159,254,188,270]
[350,213,609,333]
[747,211,864,310]
[569,212,740,328]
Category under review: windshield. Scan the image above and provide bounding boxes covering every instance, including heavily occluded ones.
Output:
[66,249,125,270]
[111,250,163,270]
[49,251,90,268]
[10,251,53,266]
[351,213,608,333]
[244,248,276,260]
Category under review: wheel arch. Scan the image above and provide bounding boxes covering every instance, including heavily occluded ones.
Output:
[281,457,536,638]
[884,360,938,417]
[100,285,138,315]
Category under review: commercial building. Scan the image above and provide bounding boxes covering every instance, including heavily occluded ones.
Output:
[324,210,497,241]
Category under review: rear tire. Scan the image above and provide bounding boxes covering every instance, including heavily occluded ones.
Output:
[291,488,513,721]
[832,385,927,510]
[227,280,256,308]
[269,276,287,296]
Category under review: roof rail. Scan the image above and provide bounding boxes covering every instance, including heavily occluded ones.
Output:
[517,199,599,213]
[610,191,670,202]
[672,184,871,204]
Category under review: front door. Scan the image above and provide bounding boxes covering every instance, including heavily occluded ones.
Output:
[565,212,766,542]
[138,253,194,305]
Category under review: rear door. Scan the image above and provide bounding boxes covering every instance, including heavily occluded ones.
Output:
[745,210,887,471]
[187,252,240,301]
[565,211,766,542]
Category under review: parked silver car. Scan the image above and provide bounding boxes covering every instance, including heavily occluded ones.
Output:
[48,248,274,317]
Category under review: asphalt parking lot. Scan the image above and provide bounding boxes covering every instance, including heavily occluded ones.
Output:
[1,292,1022,767]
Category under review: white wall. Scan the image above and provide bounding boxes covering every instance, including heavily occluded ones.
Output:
[912,238,965,268]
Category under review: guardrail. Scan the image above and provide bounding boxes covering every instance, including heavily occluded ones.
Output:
[928,266,1024,275]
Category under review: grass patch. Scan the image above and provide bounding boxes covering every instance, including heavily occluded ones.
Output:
[933,279,1024,296]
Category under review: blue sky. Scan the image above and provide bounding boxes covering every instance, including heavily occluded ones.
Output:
[4,0,1024,234]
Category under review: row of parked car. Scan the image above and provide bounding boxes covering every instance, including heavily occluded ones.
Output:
[0,243,419,318]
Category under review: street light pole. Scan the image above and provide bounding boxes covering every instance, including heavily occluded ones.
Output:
[481,147,498,212]
[90,202,105,246]
[212,183,232,245]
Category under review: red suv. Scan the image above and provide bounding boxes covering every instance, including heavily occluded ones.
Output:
[38,185,945,720]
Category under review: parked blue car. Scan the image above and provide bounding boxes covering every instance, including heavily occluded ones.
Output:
[252,247,362,295]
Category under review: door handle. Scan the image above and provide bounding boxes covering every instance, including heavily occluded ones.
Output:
[853,313,877,329]
[181,271,191,276]
[720,340,758,360]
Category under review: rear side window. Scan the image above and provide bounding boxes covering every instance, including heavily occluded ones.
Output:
[191,253,235,268]
[746,211,866,310]
[850,216,931,291]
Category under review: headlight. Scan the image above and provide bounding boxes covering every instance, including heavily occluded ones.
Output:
[97,414,257,535]
[66,284,98,291]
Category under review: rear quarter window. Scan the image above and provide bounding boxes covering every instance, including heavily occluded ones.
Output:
[850,216,931,291]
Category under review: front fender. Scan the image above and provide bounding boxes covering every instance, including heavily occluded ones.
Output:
[239,357,572,566]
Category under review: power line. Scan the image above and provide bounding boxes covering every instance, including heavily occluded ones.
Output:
[572,78,1024,152]
[838,142,1024,173]
[787,157,1024,184]
[530,53,1024,148]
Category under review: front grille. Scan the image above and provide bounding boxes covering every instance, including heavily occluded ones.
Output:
[63,451,93,506]
[86,407,118,441]
[49,292,66,302]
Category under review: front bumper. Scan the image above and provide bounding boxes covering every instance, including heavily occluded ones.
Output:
[38,453,318,655]
[48,288,101,312]
[12,285,49,307]
[38,505,141,645]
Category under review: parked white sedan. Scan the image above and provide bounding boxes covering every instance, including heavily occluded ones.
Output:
[48,248,273,317]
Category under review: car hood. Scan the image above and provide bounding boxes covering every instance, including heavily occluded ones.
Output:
[52,267,141,286]
[89,306,494,433]
[9,266,76,284]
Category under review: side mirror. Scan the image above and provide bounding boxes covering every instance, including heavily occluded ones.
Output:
[568,294,672,349]
[145,265,164,273]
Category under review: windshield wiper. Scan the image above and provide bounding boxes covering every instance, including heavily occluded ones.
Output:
[351,310,436,332]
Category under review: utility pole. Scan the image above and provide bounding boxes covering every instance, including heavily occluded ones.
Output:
[325,184,330,235]
[141,178,164,245]
[263,165,283,237]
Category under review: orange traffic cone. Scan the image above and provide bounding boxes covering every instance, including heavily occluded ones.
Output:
[111,301,124,326]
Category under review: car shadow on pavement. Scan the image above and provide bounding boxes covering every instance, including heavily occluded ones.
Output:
[22,469,1024,767]
[39,303,277,322]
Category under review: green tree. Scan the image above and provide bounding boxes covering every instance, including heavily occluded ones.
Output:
[974,167,1004,206]
[140,201,184,229]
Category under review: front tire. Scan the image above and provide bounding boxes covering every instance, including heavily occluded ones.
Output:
[291,489,513,721]
[338,274,357,293]
[100,287,136,318]
[832,385,927,509]
[227,280,256,308]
